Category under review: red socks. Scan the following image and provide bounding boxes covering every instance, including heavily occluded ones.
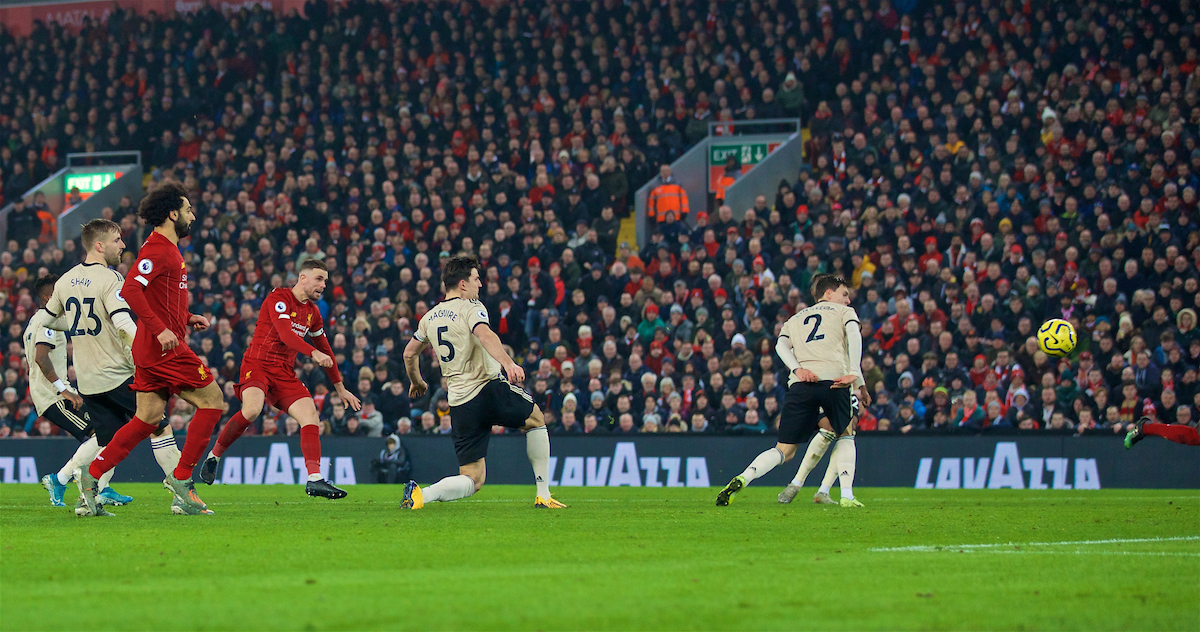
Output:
[89,417,157,479]
[174,408,222,480]
[300,424,322,477]
[1144,423,1200,446]
[212,412,251,458]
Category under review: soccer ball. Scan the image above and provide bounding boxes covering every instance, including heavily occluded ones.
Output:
[1037,319,1076,357]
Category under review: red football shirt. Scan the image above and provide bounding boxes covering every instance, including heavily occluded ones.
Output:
[245,287,325,370]
[122,231,190,367]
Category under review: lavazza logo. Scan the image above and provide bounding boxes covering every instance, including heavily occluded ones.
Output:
[914,441,1101,490]
[547,442,710,487]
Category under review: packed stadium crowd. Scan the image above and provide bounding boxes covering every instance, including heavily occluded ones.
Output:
[0,0,1198,441]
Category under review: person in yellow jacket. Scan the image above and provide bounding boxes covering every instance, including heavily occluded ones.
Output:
[648,165,689,223]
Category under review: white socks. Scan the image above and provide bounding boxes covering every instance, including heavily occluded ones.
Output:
[151,432,181,478]
[98,468,115,492]
[836,435,857,500]
[740,447,785,483]
[790,430,835,487]
[526,426,552,498]
[423,474,476,503]
[308,473,323,482]
[818,443,841,494]
[58,436,101,485]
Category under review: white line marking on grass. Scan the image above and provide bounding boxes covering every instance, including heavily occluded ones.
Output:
[982,550,1200,557]
[870,535,1200,553]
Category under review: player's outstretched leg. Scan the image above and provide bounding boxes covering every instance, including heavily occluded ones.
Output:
[780,429,836,503]
[718,444,795,506]
[200,411,251,485]
[201,389,262,485]
[403,474,476,509]
[1128,416,1200,448]
[1124,417,1147,449]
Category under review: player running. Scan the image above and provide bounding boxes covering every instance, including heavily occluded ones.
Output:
[29,219,183,513]
[77,181,223,517]
[716,274,870,507]
[1125,416,1200,448]
[778,395,861,505]
[399,254,565,509]
[197,259,361,498]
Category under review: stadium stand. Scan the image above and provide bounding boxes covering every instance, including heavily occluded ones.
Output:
[0,0,1198,440]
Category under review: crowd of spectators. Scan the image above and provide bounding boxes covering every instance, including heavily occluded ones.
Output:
[0,0,1198,441]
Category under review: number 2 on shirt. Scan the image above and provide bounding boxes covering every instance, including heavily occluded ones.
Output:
[803,314,824,343]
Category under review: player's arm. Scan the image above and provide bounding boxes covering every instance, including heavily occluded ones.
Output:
[308,326,359,411]
[122,253,174,347]
[776,329,817,383]
[474,323,525,383]
[402,334,430,398]
[102,275,137,345]
[270,306,318,357]
[466,304,524,383]
[843,318,870,406]
[33,338,83,409]
[28,307,69,333]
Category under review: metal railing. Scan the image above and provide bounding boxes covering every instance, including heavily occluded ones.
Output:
[67,150,142,168]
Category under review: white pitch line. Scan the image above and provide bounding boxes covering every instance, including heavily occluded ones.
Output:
[981,550,1200,557]
[871,535,1200,552]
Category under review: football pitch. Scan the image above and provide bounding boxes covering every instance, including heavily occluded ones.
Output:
[1,484,1197,631]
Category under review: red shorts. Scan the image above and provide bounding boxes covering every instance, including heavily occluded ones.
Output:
[236,359,312,413]
[131,348,215,395]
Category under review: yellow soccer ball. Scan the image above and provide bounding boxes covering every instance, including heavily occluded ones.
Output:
[1037,318,1076,358]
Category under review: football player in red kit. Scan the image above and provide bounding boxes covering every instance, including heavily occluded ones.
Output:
[78,180,225,516]
[1126,416,1200,449]
[198,259,362,497]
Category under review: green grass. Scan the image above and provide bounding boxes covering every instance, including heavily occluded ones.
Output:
[2,484,1197,631]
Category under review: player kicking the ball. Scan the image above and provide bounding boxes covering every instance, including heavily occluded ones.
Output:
[716,274,870,507]
[1125,416,1200,448]
[400,254,564,510]
[77,180,224,516]
[197,259,361,497]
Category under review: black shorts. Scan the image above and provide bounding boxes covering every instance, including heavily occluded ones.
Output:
[449,377,536,466]
[83,377,168,445]
[779,381,852,445]
[42,399,93,442]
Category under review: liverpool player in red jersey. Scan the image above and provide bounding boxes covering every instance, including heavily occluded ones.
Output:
[78,180,224,516]
[1126,416,1200,449]
[197,259,361,498]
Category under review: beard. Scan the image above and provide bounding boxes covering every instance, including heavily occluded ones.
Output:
[104,249,121,267]
[174,214,191,238]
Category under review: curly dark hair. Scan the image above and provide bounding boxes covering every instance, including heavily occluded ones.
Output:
[34,274,59,298]
[137,180,189,227]
[811,274,848,301]
[442,254,480,291]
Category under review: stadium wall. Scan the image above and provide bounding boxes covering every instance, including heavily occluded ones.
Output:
[1,435,1196,489]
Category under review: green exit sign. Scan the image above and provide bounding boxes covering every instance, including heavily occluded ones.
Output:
[66,172,123,194]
